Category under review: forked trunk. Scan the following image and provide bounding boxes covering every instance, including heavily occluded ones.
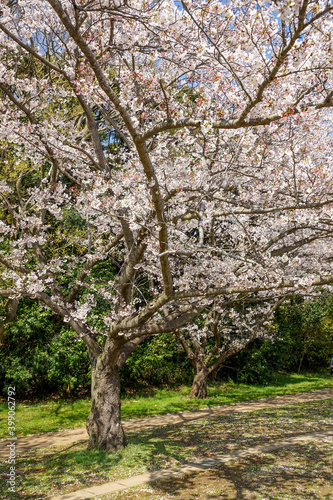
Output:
[86,359,127,452]
[189,367,208,399]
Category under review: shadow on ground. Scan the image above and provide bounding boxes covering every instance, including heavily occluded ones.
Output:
[144,445,333,500]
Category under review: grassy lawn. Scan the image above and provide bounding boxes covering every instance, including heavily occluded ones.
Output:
[0,372,332,439]
[0,399,332,498]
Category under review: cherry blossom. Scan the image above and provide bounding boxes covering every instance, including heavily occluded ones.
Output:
[0,0,332,451]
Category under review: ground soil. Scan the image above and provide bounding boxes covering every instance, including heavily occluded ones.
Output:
[101,440,333,500]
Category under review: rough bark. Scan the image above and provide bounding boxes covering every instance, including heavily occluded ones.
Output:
[85,337,146,452]
[189,366,208,399]
[0,298,19,346]
[86,358,127,452]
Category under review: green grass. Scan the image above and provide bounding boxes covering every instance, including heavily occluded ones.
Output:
[0,372,332,439]
[1,399,333,498]
[101,441,333,500]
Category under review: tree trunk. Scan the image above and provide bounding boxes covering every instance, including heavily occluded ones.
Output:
[189,367,208,399]
[86,358,127,452]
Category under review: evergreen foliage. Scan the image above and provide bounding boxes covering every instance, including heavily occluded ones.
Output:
[1,295,333,397]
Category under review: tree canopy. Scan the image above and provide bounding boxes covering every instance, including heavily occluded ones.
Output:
[0,0,333,451]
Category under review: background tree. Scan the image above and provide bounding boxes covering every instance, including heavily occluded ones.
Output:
[0,0,333,452]
[178,297,284,399]
[276,294,333,374]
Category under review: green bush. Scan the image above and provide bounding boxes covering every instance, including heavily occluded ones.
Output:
[215,338,284,385]
[0,299,192,397]
[121,333,193,391]
[216,295,333,385]
[2,294,333,398]
[0,298,90,396]
[275,295,333,373]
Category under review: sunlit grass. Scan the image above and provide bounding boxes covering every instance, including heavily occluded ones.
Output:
[1,399,332,499]
[0,372,332,438]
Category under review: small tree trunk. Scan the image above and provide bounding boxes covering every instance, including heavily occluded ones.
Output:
[189,367,208,399]
[297,347,308,375]
[86,358,127,452]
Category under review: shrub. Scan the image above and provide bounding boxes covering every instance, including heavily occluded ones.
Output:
[0,298,90,397]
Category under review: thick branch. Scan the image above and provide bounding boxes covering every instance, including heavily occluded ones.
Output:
[47,0,138,139]
[76,95,110,172]
[134,141,174,296]
[37,292,102,359]
[235,0,310,124]
[207,297,286,374]
[271,231,333,257]
[139,96,333,141]
[177,331,196,369]
[0,298,19,346]
[124,302,205,338]
[67,232,123,303]
[213,199,333,218]
[174,274,333,301]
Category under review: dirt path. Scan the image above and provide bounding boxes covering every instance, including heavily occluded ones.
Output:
[49,427,333,500]
[0,388,332,460]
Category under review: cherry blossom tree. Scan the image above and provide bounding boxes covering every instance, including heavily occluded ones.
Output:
[178,296,285,398]
[0,0,333,451]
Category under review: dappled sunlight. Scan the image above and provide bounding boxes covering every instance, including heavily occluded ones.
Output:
[2,399,332,498]
[103,442,333,500]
